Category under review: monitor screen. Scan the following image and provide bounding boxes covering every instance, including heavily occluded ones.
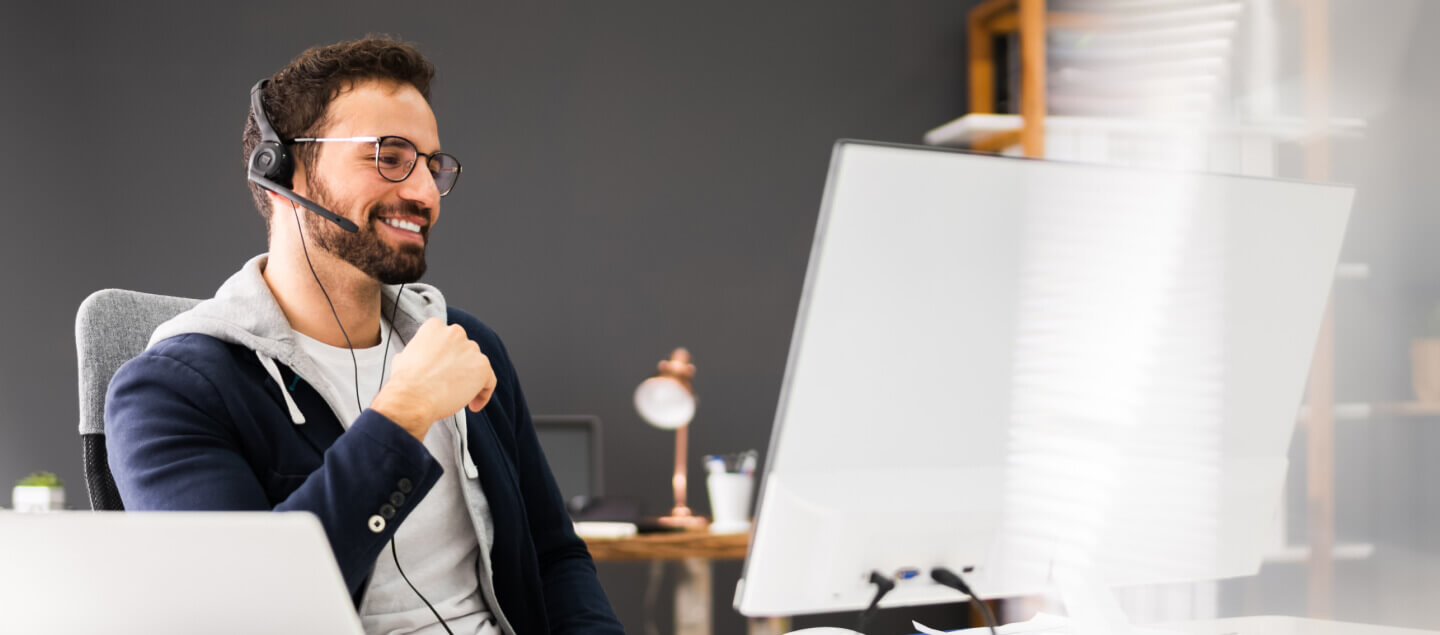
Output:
[533,414,603,504]
[736,141,1354,618]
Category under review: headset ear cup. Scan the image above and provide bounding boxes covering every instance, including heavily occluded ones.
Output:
[249,141,293,188]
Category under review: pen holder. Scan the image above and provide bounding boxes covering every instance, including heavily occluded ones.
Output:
[706,471,754,534]
[705,472,754,532]
[704,450,757,534]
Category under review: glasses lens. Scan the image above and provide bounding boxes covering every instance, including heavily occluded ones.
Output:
[429,153,462,196]
[376,137,417,181]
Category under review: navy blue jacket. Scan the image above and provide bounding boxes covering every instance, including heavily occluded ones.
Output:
[106,307,623,634]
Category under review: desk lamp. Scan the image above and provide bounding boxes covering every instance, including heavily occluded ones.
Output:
[634,348,707,530]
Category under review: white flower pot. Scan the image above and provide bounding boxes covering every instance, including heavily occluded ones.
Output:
[12,485,64,512]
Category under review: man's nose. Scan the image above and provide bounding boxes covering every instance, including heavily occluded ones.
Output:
[398,161,442,211]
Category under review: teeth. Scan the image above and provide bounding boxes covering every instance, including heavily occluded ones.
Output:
[382,218,422,233]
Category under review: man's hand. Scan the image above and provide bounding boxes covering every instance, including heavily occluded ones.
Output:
[371,318,496,441]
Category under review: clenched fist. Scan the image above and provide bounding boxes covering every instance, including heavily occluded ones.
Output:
[371,318,497,441]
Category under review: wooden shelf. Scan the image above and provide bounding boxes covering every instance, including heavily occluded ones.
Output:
[1265,542,1375,564]
[1372,402,1440,417]
[923,113,1367,148]
[950,0,1355,613]
[1297,402,1440,423]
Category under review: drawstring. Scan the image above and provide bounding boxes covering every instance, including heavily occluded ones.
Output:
[454,409,479,479]
[256,352,306,425]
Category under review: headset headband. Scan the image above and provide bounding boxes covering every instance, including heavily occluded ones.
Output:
[250,79,282,144]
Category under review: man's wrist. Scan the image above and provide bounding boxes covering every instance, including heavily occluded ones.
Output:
[371,390,430,441]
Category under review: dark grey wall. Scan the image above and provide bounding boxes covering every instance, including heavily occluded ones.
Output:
[0,2,977,632]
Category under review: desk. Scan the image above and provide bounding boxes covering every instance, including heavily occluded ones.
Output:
[1159,616,1440,635]
[585,529,788,635]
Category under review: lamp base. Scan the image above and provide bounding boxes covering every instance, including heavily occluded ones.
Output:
[658,507,709,530]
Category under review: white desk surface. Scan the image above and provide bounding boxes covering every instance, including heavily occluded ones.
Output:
[793,615,1440,635]
[1157,616,1440,635]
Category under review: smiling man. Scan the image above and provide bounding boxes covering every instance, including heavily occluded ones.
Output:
[104,37,623,634]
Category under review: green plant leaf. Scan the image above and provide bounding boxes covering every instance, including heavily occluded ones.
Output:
[16,471,62,488]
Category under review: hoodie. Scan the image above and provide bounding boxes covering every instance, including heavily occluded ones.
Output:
[105,254,622,634]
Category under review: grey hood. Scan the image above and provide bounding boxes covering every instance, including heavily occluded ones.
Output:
[148,253,479,477]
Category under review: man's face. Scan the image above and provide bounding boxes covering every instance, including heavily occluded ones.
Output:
[293,79,443,285]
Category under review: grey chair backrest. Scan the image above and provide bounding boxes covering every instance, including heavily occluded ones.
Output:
[75,289,200,511]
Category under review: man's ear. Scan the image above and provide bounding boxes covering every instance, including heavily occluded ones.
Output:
[265,189,293,214]
[263,161,308,213]
[290,161,308,195]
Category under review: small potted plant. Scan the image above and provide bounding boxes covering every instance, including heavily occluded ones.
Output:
[12,471,64,513]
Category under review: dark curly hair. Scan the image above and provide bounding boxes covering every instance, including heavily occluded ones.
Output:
[242,36,435,225]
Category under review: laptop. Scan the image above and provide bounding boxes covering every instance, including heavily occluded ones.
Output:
[0,511,363,634]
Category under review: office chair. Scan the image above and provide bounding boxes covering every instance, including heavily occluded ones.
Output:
[75,289,200,511]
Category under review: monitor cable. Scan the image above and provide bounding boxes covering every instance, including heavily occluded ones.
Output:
[856,570,895,634]
[291,201,453,635]
[931,567,997,635]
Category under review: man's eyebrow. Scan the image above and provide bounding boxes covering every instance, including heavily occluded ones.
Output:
[393,137,442,154]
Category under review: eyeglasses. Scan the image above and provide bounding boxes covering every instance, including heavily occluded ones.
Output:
[287,135,462,197]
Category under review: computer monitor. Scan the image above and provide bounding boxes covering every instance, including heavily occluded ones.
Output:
[735,141,1354,618]
[534,414,605,502]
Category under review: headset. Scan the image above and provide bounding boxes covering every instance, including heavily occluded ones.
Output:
[247,79,359,233]
[247,77,457,635]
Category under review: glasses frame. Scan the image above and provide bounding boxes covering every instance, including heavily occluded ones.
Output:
[287,135,462,197]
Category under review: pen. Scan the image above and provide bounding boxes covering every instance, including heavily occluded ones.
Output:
[705,455,726,475]
[741,451,757,475]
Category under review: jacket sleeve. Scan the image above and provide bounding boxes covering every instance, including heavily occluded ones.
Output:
[104,348,445,599]
[489,336,624,633]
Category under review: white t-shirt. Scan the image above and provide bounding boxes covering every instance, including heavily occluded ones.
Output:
[295,327,499,635]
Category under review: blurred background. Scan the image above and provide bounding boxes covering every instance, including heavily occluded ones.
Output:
[2,1,1438,633]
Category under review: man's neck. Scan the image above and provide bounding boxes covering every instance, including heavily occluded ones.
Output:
[263,247,384,349]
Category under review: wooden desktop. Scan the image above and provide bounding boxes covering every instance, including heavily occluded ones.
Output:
[584,527,789,635]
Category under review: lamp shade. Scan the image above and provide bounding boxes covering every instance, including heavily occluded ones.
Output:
[633,376,695,430]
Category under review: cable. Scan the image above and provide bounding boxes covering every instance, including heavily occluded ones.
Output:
[856,570,895,634]
[931,567,998,635]
[290,201,363,414]
[291,202,451,633]
[392,537,455,635]
[377,282,405,394]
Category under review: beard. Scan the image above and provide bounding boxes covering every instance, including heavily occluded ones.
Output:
[300,174,431,285]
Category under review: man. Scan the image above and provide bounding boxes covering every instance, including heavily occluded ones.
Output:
[105,37,623,634]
